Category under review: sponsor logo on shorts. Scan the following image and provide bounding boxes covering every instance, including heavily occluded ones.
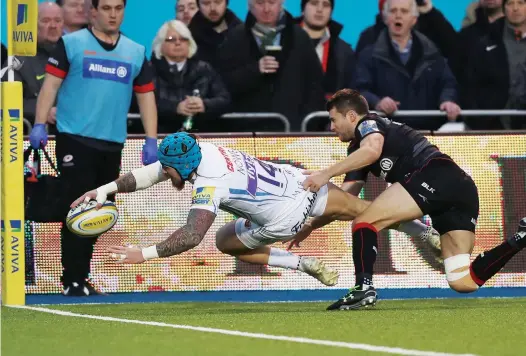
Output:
[357,120,380,138]
[291,192,318,234]
[471,218,477,226]
[418,194,429,204]
[192,187,215,206]
[421,182,435,193]
[82,57,132,84]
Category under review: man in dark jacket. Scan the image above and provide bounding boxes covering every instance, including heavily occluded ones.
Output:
[14,2,64,127]
[297,0,355,98]
[218,0,325,131]
[353,0,460,130]
[464,0,526,130]
[188,0,242,69]
[451,0,504,94]
[356,0,457,60]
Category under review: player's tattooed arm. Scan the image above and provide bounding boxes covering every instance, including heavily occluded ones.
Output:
[156,209,216,258]
[115,173,137,193]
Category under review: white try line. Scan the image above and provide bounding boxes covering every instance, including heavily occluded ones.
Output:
[8,305,477,356]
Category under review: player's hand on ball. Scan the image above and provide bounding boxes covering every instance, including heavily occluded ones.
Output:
[107,245,145,264]
[70,189,106,209]
[302,170,330,192]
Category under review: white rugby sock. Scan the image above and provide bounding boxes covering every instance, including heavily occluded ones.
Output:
[268,248,300,270]
[397,220,428,237]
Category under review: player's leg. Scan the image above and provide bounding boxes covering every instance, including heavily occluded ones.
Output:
[86,149,123,294]
[322,182,441,257]
[215,221,338,286]
[440,230,479,293]
[469,218,526,289]
[55,134,99,296]
[297,182,441,259]
[325,182,423,310]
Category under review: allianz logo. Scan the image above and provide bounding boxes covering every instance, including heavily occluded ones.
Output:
[89,63,128,78]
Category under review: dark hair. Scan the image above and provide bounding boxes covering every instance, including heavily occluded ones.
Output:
[91,0,127,9]
[326,89,369,116]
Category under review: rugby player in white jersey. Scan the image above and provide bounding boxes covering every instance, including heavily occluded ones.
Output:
[72,132,439,285]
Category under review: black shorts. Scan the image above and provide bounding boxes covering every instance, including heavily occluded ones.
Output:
[400,156,479,235]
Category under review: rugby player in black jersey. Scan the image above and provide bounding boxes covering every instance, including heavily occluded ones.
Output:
[296,89,526,310]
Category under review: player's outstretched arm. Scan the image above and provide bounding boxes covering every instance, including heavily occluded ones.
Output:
[70,162,169,208]
[107,209,216,264]
[325,134,383,181]
[303,135,383,192]
[155,209,216,258]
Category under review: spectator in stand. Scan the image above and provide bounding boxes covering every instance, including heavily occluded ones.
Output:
[14,2,64,130]
[356,0,457,60]
[462,1,481,28]
[352,0,461,131]
[218,0,325,132]
[176,0,199,25]
[462,0,504,28]
[452,0,504,102]
[151,20,231,133]
[56,0,89,34]
[188,0,242,69]
[464,0,526,130]
[296,0,356,100]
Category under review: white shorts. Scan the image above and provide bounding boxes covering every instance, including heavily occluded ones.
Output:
[235,184,329,249]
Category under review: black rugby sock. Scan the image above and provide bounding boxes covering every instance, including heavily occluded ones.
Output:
[470,238,523,286]
[352,223,378,289]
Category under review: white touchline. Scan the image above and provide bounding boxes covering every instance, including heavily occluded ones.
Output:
[8,305,477,356]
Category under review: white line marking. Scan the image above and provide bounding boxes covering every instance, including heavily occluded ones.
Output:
[8,305,477,356]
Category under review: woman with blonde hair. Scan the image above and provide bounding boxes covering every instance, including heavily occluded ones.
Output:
[151,19,231,133]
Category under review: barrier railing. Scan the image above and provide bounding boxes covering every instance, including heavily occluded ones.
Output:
[300,110,526,132]
[128,112,291,132]
[28,111,525,135]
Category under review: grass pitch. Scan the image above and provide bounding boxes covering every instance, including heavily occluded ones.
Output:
[3,298,525,356]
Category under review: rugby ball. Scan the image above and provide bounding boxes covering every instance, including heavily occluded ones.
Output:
[66,200,119,237]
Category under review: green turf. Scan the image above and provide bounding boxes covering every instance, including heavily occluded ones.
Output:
[2,298,526,356]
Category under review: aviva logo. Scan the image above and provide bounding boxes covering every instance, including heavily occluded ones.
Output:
[10,220,22,233]
[17,4,29,26]
[0,220,21,232]
[0,109,21,122]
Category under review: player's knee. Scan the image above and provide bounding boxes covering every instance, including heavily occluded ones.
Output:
[448,278,479,293]
[444,254,479,293]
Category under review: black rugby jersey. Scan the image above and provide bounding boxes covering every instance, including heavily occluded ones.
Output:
[343,113,441,184]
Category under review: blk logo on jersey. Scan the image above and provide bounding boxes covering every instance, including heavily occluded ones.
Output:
[83,57,132,84]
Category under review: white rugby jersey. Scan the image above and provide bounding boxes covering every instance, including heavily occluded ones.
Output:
[188,142,308,226]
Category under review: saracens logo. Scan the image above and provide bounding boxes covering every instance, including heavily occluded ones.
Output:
[380,158,393,171]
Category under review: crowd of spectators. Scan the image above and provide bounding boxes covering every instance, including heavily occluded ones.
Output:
[2,0,526,132]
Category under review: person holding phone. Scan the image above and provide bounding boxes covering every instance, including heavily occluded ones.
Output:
[217,0,325,132]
